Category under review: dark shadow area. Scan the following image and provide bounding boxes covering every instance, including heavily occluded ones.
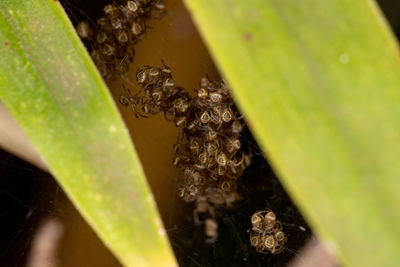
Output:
[0,148,121,267]
[0,150,59,266]
[0,148,58,266]
[377,0,400,38]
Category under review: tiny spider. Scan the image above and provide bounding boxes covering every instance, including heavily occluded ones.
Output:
[249,209,287,254]
[119,84,147,118]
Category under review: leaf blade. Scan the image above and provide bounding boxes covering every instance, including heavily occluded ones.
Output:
[0,1,175,266]
[184,0,400,266]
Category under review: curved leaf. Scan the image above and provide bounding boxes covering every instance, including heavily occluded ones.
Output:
[0,0,175,266]
[185,0,400,266]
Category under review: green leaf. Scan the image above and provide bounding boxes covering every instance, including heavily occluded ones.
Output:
[184,0,400,266]
[0,1,175,266]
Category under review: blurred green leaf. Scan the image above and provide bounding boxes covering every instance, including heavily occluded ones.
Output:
[0,0,175,266]
[185,0,400,266]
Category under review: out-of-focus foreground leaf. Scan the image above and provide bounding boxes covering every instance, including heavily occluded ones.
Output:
[0,1,175,266]
[185,0,400,266]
